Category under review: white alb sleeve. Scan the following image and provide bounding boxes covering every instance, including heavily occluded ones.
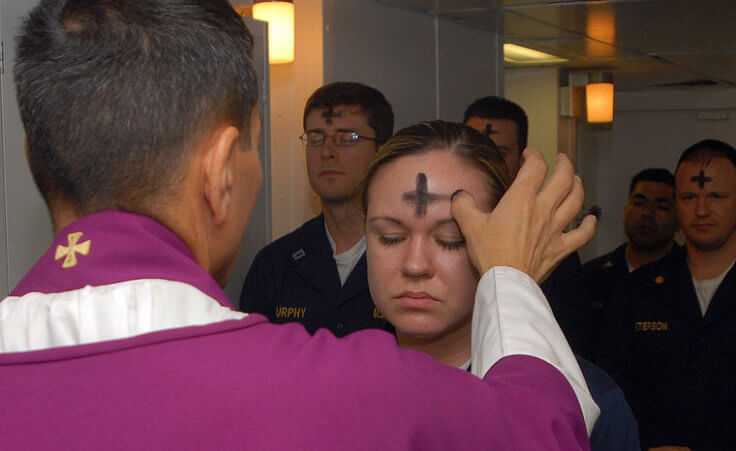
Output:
[470,266,600,436]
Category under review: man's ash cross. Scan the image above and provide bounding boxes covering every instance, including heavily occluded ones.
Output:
[402,173,447,217]
[483,123,494,137]
[691,169,712,189]
[321,107,341,125]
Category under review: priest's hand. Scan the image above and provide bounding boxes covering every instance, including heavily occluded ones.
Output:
[451,149,596,283]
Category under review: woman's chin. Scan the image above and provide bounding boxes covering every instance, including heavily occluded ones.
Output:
[393,320,445,341]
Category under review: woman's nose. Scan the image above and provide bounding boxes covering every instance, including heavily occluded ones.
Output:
[401,238,433,278]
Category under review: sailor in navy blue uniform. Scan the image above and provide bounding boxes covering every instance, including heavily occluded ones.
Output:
[241,214,389,336]
[538,252,593,358]
[584,168,679,360]
[240,82,394,336]
[584,243,629,310]
[464,96,593,358]
[599,140,736,449]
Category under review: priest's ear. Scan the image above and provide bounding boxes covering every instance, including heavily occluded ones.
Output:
[203,125,240,226]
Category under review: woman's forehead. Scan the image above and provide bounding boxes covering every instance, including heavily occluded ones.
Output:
[377,152,468,188]
[368,152,490,212]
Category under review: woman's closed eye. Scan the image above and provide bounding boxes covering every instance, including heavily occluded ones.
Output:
[436,237,466,250]
[378,235,406,246]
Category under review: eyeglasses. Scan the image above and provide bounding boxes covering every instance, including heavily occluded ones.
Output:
[299,131,377,147]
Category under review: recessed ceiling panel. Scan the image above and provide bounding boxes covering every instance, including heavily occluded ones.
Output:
[376,0,736,90]
[376,0,496,12]
[664,54,736,86]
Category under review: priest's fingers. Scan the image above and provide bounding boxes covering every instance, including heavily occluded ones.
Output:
[555,215,596,267]
[451,149,589,280]
[537,153,575,214]
[550,174,585,233]
[451,151,555,278]
[537,214,596,279]
[512,149,548,198]
[531,171,592,282]
[450,189,487,273]
[567,214,597,253]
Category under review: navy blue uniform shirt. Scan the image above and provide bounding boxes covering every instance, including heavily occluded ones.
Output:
[578,356,640,451]
[541,252,594,359]
[599,249,736,449]
[240,215,391,337]
[584,243,684,360]
[584,243,630,315]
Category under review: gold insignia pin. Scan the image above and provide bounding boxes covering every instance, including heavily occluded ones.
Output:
[55,232,91,269]
[654,275,665,284]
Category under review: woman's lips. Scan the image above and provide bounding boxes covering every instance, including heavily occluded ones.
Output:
[318,170,344,178]
[396,291,439,307]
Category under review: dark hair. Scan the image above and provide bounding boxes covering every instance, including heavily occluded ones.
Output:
[676,139,736,172]
[629,168,675,196]
[14,0,258,215]
[462,96,528,152]
[303,82,394,145]
[361,120,510,213]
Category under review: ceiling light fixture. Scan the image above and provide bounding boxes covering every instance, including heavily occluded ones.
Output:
[504,43,568,65]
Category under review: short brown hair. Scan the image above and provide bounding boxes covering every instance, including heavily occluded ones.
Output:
[303,82,394,145]
[16,0,258,215]
[362,120,510,213]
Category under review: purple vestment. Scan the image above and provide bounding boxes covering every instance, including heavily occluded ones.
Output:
[0,211,590,449]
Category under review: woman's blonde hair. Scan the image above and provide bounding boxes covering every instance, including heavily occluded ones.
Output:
[361,120,510,213]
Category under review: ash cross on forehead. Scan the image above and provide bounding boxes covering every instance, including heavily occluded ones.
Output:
[691,169,712,189]
[321,106,342,125]
[402,173,448,217]
[483,123,494,137]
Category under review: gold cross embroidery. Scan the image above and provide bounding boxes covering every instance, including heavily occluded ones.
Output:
[55,232,91,269]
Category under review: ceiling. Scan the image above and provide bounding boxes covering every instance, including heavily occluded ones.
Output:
[377,0,736,91]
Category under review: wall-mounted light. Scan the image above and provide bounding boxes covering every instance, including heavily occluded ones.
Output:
[252,1,294,64]
[586,72,614,123]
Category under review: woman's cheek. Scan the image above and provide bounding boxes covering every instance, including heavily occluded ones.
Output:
[436,249,479,296]
[367,244,398,303]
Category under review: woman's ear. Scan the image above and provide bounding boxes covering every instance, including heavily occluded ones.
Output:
[203,125,240,226]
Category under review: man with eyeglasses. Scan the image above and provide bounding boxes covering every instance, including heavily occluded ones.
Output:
[240,82,393,336]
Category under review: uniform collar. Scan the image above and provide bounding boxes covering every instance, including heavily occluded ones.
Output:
[289,215,368,306]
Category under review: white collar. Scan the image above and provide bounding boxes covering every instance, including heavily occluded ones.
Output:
[0,279,245,353]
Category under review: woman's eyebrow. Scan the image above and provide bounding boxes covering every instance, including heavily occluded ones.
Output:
[368,216,404,226]
[369,216,460,230]
[431,218,462,232]
[433,218,458,227]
